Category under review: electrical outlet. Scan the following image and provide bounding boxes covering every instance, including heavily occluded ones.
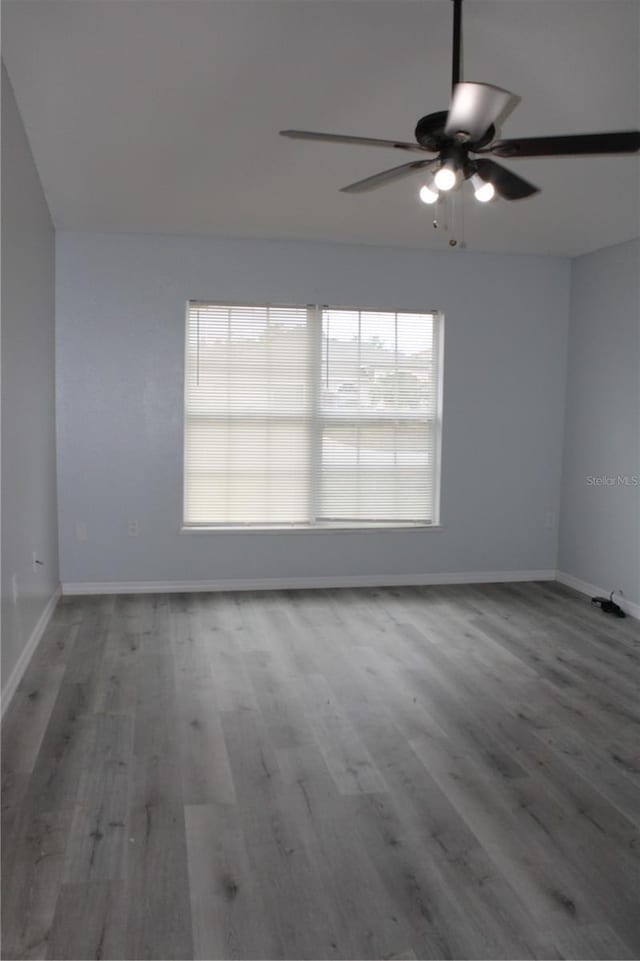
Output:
[544,511,556,530]
[76,522,88,542]
[128,520,140,537]
[32,551,43,573]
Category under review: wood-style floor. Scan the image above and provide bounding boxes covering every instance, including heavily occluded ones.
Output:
[2,582,639,960]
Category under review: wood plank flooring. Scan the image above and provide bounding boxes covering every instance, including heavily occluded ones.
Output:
[2,582,639,960]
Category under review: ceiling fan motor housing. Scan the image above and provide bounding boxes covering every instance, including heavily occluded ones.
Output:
[414,111,449,150]
[415,111,496,152]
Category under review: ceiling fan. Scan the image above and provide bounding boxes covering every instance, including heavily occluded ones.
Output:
[280,0,640,204]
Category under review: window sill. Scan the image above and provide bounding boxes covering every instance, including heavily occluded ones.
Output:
[179,524,445,534]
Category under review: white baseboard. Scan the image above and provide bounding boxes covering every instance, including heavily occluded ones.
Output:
[62,569,555,596]
[1,586,62,719]
[555,571,640,620]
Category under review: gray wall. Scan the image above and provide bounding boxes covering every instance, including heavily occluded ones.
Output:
[559,238,640,605]
[56,230,570,586]
[1,65,59,685]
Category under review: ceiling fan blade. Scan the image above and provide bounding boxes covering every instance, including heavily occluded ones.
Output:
[280,130,427,154]
[474,159,539,200]
[487,130,640,158]
[445,82,518,141]
[492,91,522,135]
[341,159,438,193]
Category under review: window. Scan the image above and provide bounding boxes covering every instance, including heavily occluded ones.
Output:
[183,302,442,528]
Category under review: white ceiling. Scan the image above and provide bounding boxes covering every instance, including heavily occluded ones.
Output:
[3,0,639,256]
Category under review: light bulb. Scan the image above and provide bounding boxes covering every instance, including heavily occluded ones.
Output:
[434,164,457,192]
[419,184,438,204]
[471,174,495,203]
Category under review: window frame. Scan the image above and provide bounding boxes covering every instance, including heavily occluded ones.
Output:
[181,300,444,532]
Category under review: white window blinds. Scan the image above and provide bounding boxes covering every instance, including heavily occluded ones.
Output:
[184,302,441,528]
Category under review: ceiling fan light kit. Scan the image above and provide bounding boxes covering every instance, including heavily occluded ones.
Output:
[280,0,639,223]
[471,174,495,203]
[434,161,458,192]
[419,182,439,205]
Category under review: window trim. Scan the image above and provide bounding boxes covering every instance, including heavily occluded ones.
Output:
[181,300,444,531]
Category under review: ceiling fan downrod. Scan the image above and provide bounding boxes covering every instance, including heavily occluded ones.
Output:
[451,0,462,92]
